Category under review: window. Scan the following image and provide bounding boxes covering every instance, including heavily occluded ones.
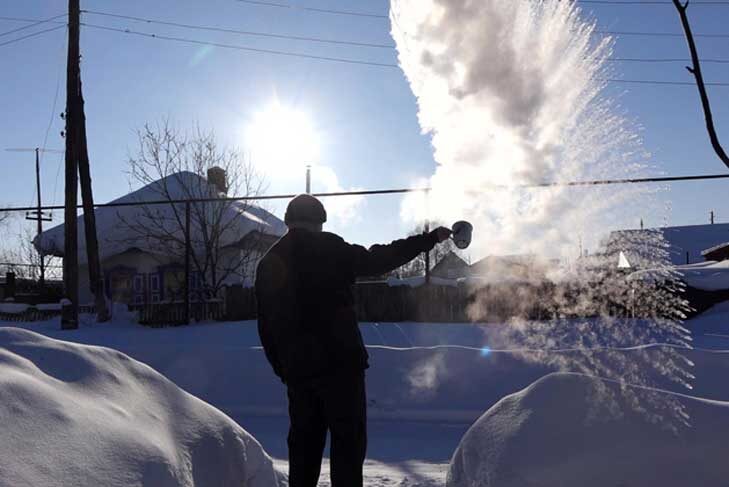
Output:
[133,274,145,293]
[150,274,160,292]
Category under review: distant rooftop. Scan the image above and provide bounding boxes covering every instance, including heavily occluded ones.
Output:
[608,223,729,266]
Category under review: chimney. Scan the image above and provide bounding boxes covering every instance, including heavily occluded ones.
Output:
[207,166,228,195]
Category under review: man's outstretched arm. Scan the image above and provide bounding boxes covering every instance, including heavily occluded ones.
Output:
[350,227,451,278]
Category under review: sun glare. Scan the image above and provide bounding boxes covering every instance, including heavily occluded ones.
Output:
[245,102,320,173]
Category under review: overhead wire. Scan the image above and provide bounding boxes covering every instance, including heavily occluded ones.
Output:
[0,24,66,49]
[47,29,69,213]
[82,22,729,86]
[7,11,729,41]
[0,13,66,38]
[80,23,400,68]
[81,10,393,49]
[598,29,729,38]
[235,0,388,19]
[579,0,729,5]
[608,57,729,63]
[236,0,729,14]
[2,172,729,215]
[82,10,729,47]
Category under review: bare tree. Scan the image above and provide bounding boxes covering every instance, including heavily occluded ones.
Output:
[672,0,729,169]
[118,121,266,300]
[394,222,461,278]
[0,226,62,282]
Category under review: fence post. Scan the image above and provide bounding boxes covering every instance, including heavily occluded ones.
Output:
[184,201,191,325]
[424,188,431,285]
[5,272,16,299]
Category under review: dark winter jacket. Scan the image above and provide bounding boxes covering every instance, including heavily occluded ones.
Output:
[255,229,437,384]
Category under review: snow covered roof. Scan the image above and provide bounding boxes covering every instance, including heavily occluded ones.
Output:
[34,171,286,264]
[608,223,729,266]
[701,241,729,258]
[431,251,469,278]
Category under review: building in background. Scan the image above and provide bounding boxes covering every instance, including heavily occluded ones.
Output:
[34,169,285,306]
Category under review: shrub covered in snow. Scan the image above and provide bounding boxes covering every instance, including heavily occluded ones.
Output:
[447,372,729,487]
[0,328,283,487]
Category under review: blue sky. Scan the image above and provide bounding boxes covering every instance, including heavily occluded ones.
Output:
[1,0,728,250]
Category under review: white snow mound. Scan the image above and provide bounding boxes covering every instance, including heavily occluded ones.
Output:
[447,372,729,487]
[0,327,282,487]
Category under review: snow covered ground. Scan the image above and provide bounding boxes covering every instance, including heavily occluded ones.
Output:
[0,327,281,487]
[2,303,729,486]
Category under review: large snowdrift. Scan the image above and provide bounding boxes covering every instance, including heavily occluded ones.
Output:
[447,372,729,487]
[0,327,282,487]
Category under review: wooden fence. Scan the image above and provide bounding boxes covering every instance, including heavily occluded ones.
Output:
[1,282,724,325]
[224,281,554,323]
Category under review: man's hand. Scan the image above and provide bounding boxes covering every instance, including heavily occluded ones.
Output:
[430,226,452,243]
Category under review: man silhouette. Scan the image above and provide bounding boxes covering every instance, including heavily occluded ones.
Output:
[255,194,451,487]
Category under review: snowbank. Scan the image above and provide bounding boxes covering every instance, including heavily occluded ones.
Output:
[447,372,729,487]
[676,259,729,291]
[0,328,283,487]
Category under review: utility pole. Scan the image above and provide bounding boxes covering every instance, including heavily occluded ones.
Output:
[78,80,110,322]
[62,0,81,329]
[711,210,715,224]
[305,165,311,194]
[5,147,62,289]
[63,0,109,325]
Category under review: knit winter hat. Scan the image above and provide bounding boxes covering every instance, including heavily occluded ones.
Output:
[284,194,327,225]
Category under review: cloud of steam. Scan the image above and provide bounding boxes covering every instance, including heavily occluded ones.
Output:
[408,353,448,397]
[392,0,692,426]
[391,0,654,259]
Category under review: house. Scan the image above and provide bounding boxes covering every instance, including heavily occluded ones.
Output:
[426,252,553,283]
[430,251,470,279]
[702,242,729,262]
[34,169,285,305]
[469,254,553,283]
[606,223,729,267]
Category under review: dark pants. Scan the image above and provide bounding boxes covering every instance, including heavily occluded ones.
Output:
[286,370,367,487]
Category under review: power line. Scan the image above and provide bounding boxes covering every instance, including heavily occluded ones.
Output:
[598,29,729,38]
[6,13,729,44]
[606,78,729,86]
[0,13,66,38]
[580,0,729,4]
[81,23,400,68]
[80,10,729,51]
[82,10,394,49]
[82,23,729,86]
[78,12,729,66]
[236,0,388,19]
[0,24,66,49]
[236,0,729,13]
[1,173,729,214]
[609,57,729,63]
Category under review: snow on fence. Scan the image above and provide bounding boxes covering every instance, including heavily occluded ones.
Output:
[134,300,225,326]
[0,303,64,322]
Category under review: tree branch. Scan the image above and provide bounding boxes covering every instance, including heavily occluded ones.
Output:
[672,0,729,169]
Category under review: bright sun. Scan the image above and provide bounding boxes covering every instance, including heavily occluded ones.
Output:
[245,102,320,173]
